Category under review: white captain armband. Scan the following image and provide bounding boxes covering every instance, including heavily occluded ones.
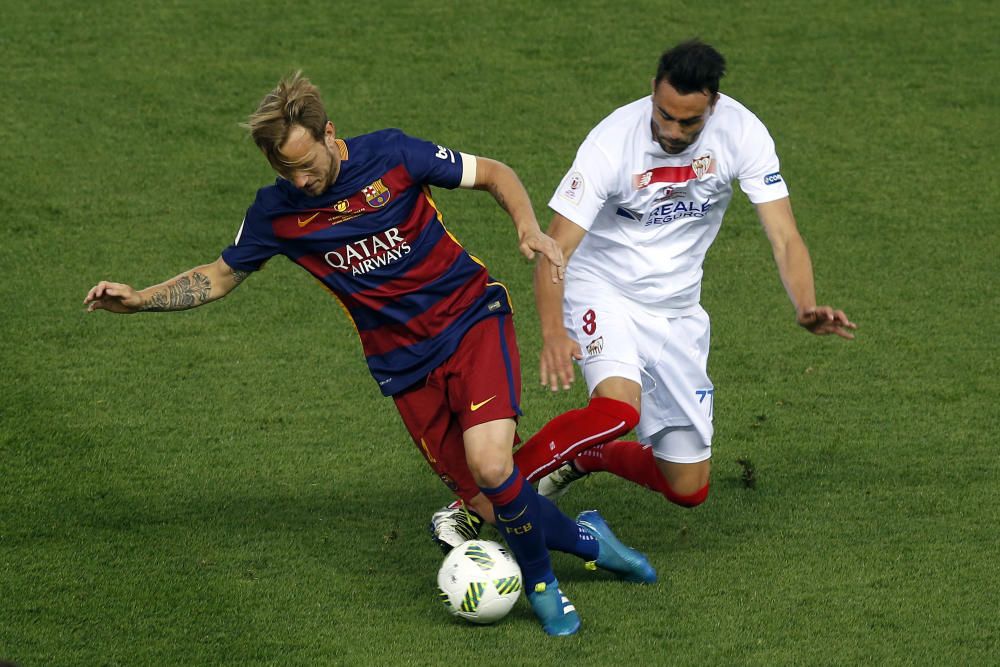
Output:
[459,153,478,188]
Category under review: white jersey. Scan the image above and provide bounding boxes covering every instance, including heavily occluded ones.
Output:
[549,94,790,313]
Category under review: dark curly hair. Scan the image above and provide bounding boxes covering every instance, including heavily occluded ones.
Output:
[655,39,727,95]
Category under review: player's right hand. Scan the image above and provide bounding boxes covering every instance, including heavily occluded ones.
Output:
[519,230,565,284]
[84,281,142,313]
[797,306,857,339]
[539,331,583,392]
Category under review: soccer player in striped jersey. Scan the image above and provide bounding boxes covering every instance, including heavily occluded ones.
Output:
[84,72,655,636]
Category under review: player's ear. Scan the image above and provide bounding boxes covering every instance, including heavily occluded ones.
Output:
[323,121,338,151]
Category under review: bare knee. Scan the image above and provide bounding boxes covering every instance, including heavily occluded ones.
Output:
[465,453,514,489]
[592,376,643,418]
[463,419,516,488]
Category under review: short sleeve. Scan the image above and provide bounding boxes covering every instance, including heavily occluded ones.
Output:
[220,206,281,272]
[548,139,617,231]
[395,131,466,189]
[736,117,790,204]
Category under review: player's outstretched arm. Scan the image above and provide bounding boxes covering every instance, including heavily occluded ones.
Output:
[755,197,857,339]
[469,156,565,283]
[535,214,588,391]
[84,256,249,314]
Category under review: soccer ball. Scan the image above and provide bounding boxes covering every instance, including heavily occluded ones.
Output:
[437,540,522,624]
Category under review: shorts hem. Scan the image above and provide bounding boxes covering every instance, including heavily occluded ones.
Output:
[636,418,711,441]
[652,450,712,464]
[580,358,643,391]
[458,411,520,433]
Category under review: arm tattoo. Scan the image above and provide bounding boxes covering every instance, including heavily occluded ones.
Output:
[231,269,249,285]
[143,291,169,311]
[489,184,509,213]
[139,271,212,311]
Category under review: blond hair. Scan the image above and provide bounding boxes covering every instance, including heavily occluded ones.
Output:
[245,71,328,172]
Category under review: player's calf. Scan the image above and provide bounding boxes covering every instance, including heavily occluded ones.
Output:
[570,440,711,508]
[515,397,640,482]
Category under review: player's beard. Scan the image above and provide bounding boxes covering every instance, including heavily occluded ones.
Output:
[301,144,342,196]
[649,121,705,155]
[652,120,701,154]
[316,146,342,193]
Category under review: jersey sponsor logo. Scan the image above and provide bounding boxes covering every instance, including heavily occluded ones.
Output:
[470,395,496,411]
[323,226,412,275]
[363,179,391,208]
[652,185,684,203]
[586,336,604,356]
[616,207,641,221]
[559,171,585,204]
[644,200,713,226]
[297,212,322,227]
[633,157,715,190]
[434,145,456,163]
[764,172,783,185]
[633,165,694,189]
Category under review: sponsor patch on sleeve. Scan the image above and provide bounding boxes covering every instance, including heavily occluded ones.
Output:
[764,172,783,185]
[558,171,585,204]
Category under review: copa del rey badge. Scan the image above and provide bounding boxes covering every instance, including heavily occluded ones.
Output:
[559,171,585,204]
[363,179,391,208]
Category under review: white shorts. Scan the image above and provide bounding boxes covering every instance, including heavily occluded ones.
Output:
[564,280,714,463]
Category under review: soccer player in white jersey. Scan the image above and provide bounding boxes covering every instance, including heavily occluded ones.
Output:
[524,38,856,506]
[430,40,856,545]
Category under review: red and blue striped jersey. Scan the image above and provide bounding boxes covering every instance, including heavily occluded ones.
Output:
[222,129,512,396]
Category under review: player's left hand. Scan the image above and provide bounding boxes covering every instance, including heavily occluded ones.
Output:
[797,306,857,339]
[520,230,565,283]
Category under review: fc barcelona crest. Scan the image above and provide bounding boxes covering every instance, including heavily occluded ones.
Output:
[363,179,391,208]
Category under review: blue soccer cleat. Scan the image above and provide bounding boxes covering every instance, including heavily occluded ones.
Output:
[577,510,657,584]
[526,578,581,636]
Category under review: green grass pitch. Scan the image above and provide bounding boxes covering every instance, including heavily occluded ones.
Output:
[1,1,998,664]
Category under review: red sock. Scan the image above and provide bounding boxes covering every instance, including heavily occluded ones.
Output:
[514,397,639,482]
[575,440,709,507]
[576,440,665,490]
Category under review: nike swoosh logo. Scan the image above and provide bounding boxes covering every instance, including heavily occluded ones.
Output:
[497,506,527,522]
[470,395,496,412]
[297,212,321,227]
